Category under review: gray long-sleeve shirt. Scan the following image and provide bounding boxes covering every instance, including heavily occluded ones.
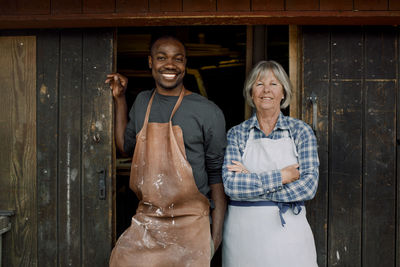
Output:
[124,89,227,196]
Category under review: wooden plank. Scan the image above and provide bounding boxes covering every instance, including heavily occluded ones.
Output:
[302,26,330,267]
[252,0,284,11]
[244,26,253,119]
[0,0,17,14]
[286,0,319,10]
[289,25,300,118]
[217,0,250,11]
[0,36,37,266]
[149,0,182,12]
[183,0,216,12]
[354,0,389,10]
[397,28,400,267]
[389,0,400,10]
[84,0,115,13]
[15,0,50,14]
[52,0,82,14]
[329,27,363,267]
[58,29,82,266]
[3,12,400,29]
[36,30,59,267]
[81,28,114,266]
[363,27,396,267]
[116,0,148,13]
[320,0,353,10]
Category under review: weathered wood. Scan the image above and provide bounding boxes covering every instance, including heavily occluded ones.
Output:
[116,0,148,13]
[320,0,353,10]
[0,36,37,267]
[183,0,216,11]
[252,0,284,11]
[286,0,319,10]
[389,0,400,10]
[302,26,330,267]
[52,0,82,14]
[149,0,182,12]
[3,11,400,29]
[289,25,300,118]
[84,0,115,13]
[354,0,388,10]
[58,29,83,266]
[36,30,59,267]
[329,27,363,267]
[81,28,114,266]
[244,26,253,120]
[363,27,396,267]
[217,0,250,11]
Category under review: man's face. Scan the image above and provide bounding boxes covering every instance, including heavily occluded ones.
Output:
[148,38,187,91]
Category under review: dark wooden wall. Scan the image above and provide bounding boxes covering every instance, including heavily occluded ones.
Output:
[302,25,399,267]
[1,0,400,14]
[1,0,400,28]
[0,29,114,266]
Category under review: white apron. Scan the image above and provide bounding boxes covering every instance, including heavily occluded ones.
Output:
[222,129,318,267]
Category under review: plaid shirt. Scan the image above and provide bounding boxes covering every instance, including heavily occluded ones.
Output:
[222,112,319,202]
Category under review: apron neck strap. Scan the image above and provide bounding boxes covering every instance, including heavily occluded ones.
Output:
[143,88,186,127]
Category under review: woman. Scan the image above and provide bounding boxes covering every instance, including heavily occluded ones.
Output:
[222,60,319,267]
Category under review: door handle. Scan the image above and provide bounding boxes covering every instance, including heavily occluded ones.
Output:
[98,169,106,200]
[307,92,318,134]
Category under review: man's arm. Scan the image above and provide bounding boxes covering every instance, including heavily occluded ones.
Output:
[210,183,227,253]
[105,73,129,155]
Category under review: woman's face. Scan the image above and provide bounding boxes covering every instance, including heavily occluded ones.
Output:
[251,70,284,113]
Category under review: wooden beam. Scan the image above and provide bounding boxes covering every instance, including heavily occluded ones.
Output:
[289,25,300,119]
[1,11,400,29]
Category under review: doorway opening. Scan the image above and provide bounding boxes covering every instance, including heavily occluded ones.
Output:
[114,25,288,266]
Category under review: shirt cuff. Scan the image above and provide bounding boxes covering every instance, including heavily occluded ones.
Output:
[259,169,283,194]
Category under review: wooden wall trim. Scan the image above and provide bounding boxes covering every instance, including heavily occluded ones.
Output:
[1,11,400,29]
[289,25,301,119]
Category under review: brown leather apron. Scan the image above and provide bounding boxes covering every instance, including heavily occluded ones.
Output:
[109,89,211,267]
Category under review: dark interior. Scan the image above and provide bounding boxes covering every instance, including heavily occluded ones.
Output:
[115,25,288,266]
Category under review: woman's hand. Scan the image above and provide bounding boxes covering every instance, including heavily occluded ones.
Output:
[227,160,250,174]
[280,164,300,184]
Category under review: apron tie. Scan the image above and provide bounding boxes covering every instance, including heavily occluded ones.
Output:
[229,200,304,227]
[276,202,303,227]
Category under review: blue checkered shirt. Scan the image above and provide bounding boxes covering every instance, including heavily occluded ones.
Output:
[222,112,319,202]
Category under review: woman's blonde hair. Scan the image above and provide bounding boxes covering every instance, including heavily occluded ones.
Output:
[243,60,292,109]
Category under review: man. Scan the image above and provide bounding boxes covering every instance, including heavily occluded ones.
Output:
[106,36,227,266]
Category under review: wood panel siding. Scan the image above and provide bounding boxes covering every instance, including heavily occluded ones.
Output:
[302,25,399,267]
[320,0,353,10]
[183,0,217,12]
[116,0,148,13]
[355,0,388,10]
[1,0,400,28]
[286,0,319,10]
[0,36,37,267]
[1,29,114,267]
[149,0,182,12]
[252,0,284,11]
[37,30,60,267]
[217,0,251,11]
[52,0,82,14]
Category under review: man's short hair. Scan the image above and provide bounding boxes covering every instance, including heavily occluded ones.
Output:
[149,35,187,56]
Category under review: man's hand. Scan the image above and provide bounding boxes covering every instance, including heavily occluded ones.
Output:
[105,73,128,99]
[280,164,300,184]
[105,73,129,155]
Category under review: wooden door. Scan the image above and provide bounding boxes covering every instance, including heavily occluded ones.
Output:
[0,36,37,267]
[302,26,399,267]
[0,29,114,266]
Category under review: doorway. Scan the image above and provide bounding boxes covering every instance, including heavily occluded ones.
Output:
[114,25,289,266]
